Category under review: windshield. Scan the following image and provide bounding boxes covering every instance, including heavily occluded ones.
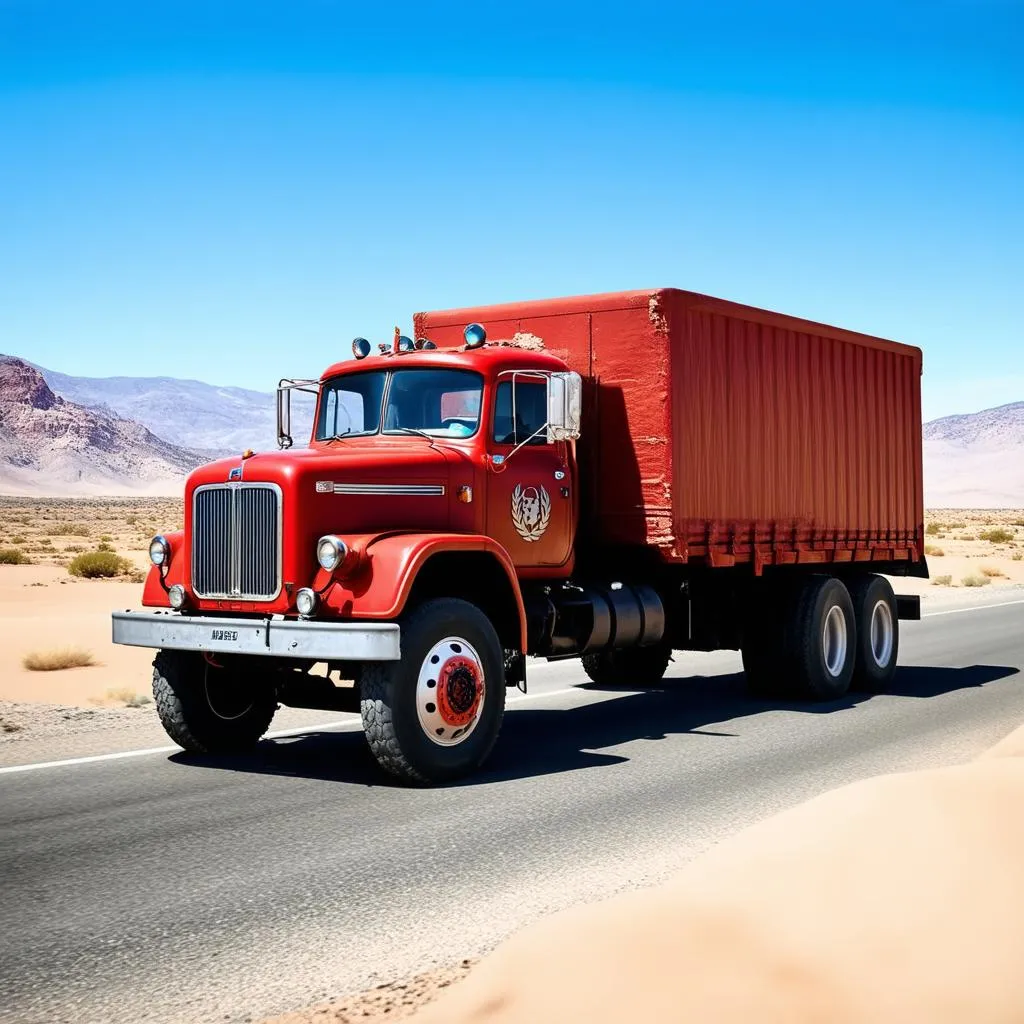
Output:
[316,368,483,440]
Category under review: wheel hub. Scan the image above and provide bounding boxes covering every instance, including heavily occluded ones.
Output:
[416,638,486,747]
[437,658,481,726]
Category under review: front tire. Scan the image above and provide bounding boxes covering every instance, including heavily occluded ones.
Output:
[581,643,673,686]
[361,598,506,785]
[152,650,278,754]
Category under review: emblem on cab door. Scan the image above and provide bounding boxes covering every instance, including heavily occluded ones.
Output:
[511,484,551,542]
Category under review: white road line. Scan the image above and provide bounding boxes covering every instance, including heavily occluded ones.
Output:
[922,598,1024,618]
[2,601,1021,776]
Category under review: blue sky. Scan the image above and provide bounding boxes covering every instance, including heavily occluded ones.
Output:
[1,0,1021,421]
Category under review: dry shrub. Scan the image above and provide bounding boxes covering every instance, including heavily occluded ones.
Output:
[979,527,1015,543]
[100,534,114,542]
[926,522,942,535]
[948,520,968,529]
[931,574,952,587]
[924,545,944,556]
[0,547,32,564]
[68,550,132,578]
[106,687,151,707]
[961,573,992,588]
[53,522,91,536]
[10,534,27,544]
[23,648,96,671]
[960,534,977,542]
[980,565,1007,578]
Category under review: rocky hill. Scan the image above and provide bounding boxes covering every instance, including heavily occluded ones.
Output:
[36,362,315,454]
[924,401,1024,448]
[923,400,1024,508]
[0,358,208,496]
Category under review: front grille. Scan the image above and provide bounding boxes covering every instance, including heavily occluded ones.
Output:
[192,484,281,600]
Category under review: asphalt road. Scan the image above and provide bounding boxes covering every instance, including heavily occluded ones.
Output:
[2,597,1023,1024]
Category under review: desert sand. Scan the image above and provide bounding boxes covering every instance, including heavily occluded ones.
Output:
[0,497,180,707]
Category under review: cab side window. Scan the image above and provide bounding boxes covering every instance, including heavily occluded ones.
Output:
[492,380,548,446]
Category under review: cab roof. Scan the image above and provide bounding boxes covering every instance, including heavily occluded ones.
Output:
[320,342,568,383]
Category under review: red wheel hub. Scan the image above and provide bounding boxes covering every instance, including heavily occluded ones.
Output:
[435,656,483,727]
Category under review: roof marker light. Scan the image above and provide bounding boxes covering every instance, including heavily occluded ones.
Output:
[415,338,437,350]
[464,323,487,348]
[352,338,371,359]
[397,335,416,353]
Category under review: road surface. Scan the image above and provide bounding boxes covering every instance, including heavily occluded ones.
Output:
[2,597,1023,1024]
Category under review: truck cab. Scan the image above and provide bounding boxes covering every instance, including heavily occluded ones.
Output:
[114,326,601,784]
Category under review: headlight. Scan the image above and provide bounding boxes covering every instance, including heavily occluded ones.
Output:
[316,535,348,571]
[168,584,186,610]
[295,588,318,618]
[149,535,170,567]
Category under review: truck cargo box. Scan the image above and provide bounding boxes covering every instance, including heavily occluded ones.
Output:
[415,289,924,573]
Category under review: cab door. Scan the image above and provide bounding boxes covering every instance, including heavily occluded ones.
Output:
[486,375,574,569]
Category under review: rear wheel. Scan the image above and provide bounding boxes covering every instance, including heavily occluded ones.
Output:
[152,650,278,753]
[848,574,899,691]
[361,598,506,785]
[785,575,857,700]
[581,643,673,686]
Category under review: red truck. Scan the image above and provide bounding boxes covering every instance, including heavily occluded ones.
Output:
[112,288,926,784]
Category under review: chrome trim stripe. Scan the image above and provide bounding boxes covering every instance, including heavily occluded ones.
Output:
[112,611,401,661]
[191,482,283,601]
[331,483,446,496]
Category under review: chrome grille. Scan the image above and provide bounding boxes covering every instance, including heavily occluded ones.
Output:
[192,484,281,600]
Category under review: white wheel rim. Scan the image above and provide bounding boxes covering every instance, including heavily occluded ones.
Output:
[416,637,486,747]
[869,599,894,668]
[822,605,848,678]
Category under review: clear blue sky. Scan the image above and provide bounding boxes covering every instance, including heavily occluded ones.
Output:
[1,0,1021,420]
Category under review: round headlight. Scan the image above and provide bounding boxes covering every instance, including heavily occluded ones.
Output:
[149,535,170,567]
[316,535,347,571]
[295,587,318,618]
[168,584,186,610]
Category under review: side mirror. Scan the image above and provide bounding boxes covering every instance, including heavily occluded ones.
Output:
[277,383,293,449]
[546,371,582,441]
[277,378,321,449]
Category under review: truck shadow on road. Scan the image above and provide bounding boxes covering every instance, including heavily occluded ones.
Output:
[169,663,1019,787]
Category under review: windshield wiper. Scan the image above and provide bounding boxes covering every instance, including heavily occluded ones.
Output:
[390,426,434,440]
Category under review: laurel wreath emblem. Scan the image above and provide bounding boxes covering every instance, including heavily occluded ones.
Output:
[511,484,551,542]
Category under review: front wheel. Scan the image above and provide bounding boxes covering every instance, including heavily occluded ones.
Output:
[152,650,278,754]
[360,598,506,785]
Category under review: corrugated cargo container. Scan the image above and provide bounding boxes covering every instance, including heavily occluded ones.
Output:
[415,287,925,573]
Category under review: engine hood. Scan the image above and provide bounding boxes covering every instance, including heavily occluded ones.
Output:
[181,440,470,613]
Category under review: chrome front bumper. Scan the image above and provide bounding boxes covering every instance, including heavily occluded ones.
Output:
[111,610,400,661]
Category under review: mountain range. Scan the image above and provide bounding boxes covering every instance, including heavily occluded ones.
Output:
[1,356,1021,504]
[34,362,314,454]
[0,359,208,496]
[922,400,1024,508]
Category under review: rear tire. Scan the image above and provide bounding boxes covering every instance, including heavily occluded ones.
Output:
[848,574,899,691]
[152,650,278,754]
[581,643,672,686]
[361,598,506,785]
[785,575,857,700]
